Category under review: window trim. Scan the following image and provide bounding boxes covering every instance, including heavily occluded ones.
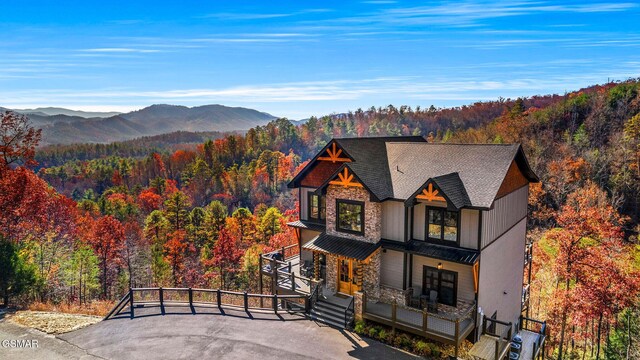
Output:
[335,199,365,236]
[424,207,460,247]
[307,192,326,223]
[422,265,458,307]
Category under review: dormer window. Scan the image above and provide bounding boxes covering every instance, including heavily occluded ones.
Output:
[427,208,458,244]
[308,193,326,222]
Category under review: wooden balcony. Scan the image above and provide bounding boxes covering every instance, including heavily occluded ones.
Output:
[259,245,319,295]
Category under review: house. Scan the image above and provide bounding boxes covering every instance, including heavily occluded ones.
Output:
[262,136,546,359]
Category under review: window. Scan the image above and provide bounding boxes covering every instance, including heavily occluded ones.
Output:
[336,199,364,235]
[422,266,458,307]
[308,193,326,222]
[426,208,458,244]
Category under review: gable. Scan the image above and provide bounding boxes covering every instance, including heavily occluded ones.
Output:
[300,161,343,188]
[495,160,529,199]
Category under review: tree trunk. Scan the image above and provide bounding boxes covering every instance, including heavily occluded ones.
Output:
[102,257,108,299]
[558,278,570,360]
[627,310,632,360]
[597,313,603,360]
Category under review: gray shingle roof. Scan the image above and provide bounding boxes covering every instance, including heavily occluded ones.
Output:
[303,232,380,261]
[387,143,532,208]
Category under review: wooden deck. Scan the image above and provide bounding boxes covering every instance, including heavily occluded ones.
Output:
[469,334,510,360]
[519,330,540,360]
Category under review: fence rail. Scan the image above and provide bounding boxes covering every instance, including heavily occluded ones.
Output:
[105,287,309,320]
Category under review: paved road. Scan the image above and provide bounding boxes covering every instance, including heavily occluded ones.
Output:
[12,304,417,360]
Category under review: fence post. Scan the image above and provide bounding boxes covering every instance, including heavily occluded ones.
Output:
[482,314,487,335]
[129,288,134,319]
[422,308,428,332]
[243,291,249,312]
[291,272,295,291]
[259,255,264,308]
[159,287,164,315]
[188,288,193,307]
[273,294,278,314]
[216,289,222,310]
[281,246,285,259]
[305,295,310,313]
[391,300,397,334]
[455,318,460,341]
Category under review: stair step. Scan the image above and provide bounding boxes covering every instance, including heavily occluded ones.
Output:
[309,313,346,329]
[310,308,345,321]
[316,299,348,311]
[313,303,347,318]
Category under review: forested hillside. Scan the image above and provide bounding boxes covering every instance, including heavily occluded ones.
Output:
[2,79,640,359]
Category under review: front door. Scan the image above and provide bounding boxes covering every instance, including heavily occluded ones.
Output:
[338,258,354,295]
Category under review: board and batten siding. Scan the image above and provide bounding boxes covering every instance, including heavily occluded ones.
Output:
[299,187,314,221]
[300,229,320,263]
[411,256,475,304]
[481,185,528,249]
[460,209,479,250]
[412,203,425,240]
[381,249,404,289]
[381,201,405,241]
[478,217,527,331]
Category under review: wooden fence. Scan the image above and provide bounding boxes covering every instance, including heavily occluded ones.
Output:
[105,287,309,320]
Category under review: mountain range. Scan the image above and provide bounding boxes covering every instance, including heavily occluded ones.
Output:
[1,104,277,145]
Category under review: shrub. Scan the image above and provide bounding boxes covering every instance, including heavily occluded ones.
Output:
[378,329,387,342]
[368,327,378,338]
[429,343,442,357]
[415,341,431,356]
[394,333,412,349]
[354,321,366,334]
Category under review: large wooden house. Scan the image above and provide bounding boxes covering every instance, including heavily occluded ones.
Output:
[262,136,546,359]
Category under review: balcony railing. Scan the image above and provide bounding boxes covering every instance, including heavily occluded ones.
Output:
[259,245,318,294]
[362,292,476,354]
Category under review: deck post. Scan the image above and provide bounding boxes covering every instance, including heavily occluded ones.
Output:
[422,308,428,332]
[129,288,134,319]
[362,291,367,313]
[391,300,397,334]
[291,272,295,291]
[243,291,248,312]
[455,318,460,359]
[288,261,292,273]
[159,287,164,315]
[273,294,278,314]
[482,314,487,335]
[216,289,222,310]
[258,255,264,308]
[281,246,285,259]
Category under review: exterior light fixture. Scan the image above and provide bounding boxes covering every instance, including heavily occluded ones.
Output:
[437,263,443,270]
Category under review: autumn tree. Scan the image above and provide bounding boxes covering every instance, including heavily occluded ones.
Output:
[0,111,41,174]
[164,230,188,286]
[205,228,242,289]
[87,215,125,298]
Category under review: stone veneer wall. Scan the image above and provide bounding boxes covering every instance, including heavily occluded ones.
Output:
[379,285,408,306]
[325,254,338,294]
[361,249,381,300]
[326,185,381,244]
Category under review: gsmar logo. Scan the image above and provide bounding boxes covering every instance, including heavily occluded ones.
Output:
[1,339,39,348]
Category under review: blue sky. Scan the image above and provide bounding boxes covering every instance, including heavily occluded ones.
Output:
[1,1,639,119]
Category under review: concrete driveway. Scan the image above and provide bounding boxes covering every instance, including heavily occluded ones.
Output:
[53,304,418,360]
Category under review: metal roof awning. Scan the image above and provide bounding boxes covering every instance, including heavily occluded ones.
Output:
[286,220,326,232]
[381,239,479,265]
[303,233,380,261]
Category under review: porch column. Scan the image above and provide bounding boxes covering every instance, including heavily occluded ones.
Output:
[313,252,320,280]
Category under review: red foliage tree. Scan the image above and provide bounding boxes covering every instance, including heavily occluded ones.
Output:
[205,228,242,289]
[86,215,125,298]
[164,230,188,286]
[0,111,41,173]
[137,188,163,213]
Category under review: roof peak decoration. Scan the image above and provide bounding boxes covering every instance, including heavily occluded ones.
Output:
[318,142,351,163]
[415,183,446,202]
[329,167,363,188]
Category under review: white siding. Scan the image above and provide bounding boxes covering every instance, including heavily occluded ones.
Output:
[478,217,526,331]
[460,209,479,250]
[411,256,475,305]
[381,250,404,289]
[382,201,405,241]
[300,187,314,221]
[481,185,528,248]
